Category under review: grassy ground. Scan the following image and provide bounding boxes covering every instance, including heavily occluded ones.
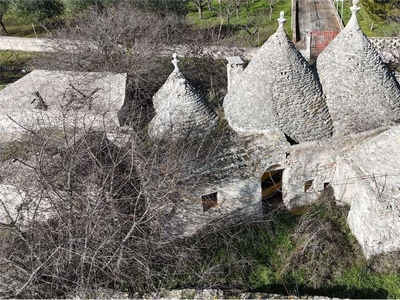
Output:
[186,0,292,46]
[165,190,400,298]
[338,0,400,36]
[0,51,35,90]
[1,15,49,38]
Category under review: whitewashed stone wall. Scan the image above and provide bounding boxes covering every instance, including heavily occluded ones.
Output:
[282,128,385,210]
[163,130,290,237]
[334,125,400,258]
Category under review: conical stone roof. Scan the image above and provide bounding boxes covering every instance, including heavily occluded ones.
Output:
[149,54,219,140]
[223,12,333,143]
[317,0,400,136]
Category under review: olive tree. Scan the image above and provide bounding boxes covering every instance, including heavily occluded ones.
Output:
[0,0,9,34]
[10,0,65,23]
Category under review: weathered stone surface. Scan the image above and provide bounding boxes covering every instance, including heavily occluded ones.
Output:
[317,1,400,137]
[224,12,332,143]
[138,289,343,299]
[161,129,290,237]
[333,125,400,258]
[149,54,218,140]
[0,162,55,226]
[370,37,400,64]
[70,287,130,299]
[0,70,126,141]
[0,184,26,224]
[283,128,387,210]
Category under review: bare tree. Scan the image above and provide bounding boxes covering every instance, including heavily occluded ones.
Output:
[265,0,279,21]
[191,0,206,19]
[240,15,265,46]
[233,0,244,19]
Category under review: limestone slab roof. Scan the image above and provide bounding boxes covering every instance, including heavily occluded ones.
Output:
[223,12,333,143]
[149,54,218,140]
[317,0,400,136]
[0,70,126,140]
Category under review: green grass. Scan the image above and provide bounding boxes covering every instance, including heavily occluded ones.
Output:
[0,50,36,67]
[2,14,50,37]
[159,193,400,298]
[0,50,35,88]
[186,0,292,46]
[338,0,400,36]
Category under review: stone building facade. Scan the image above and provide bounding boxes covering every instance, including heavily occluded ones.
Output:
[0,0,399,260]
[148,0,400,258]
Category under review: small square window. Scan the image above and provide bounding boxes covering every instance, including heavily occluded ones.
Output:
[304,180,314,192]
[202,192,218,212]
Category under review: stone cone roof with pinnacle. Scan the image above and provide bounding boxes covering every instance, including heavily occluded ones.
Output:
[149,54,219,140]
[223,12,333,143]
[317,0,400,136]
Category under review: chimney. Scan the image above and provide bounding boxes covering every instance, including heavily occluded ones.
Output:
[226,56,244,92]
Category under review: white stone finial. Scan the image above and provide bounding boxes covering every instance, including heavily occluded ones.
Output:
[172,53,180,71]
[350,0,360,16]
[277,11,286,29]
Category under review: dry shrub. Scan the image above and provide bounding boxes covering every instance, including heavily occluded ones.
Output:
[370,251,400,274]
[0,123,239,298]
[282,187,356,289]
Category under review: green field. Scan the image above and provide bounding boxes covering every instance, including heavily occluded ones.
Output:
[337,0,400,36]
[186,0,292,46]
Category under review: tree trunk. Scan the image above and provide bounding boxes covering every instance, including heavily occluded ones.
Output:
[0,14,7,34]
[207,0,212,10]
[269,3,273,21]
[236,5,240,19]
[197,5,203,19]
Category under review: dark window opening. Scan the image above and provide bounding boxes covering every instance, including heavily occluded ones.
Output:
[324,182,330,189]
[202,192,218,212]
[261,169,284,213]
[304,180,314,192]
[284,133,299,145]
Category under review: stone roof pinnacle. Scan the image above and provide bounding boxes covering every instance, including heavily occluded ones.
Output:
[346,0,360,30]
[277,11,286,30]
[172,53,180,71]
[350,0,360,16]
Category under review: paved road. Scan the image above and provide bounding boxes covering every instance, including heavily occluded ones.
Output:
[297,0,341,40]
